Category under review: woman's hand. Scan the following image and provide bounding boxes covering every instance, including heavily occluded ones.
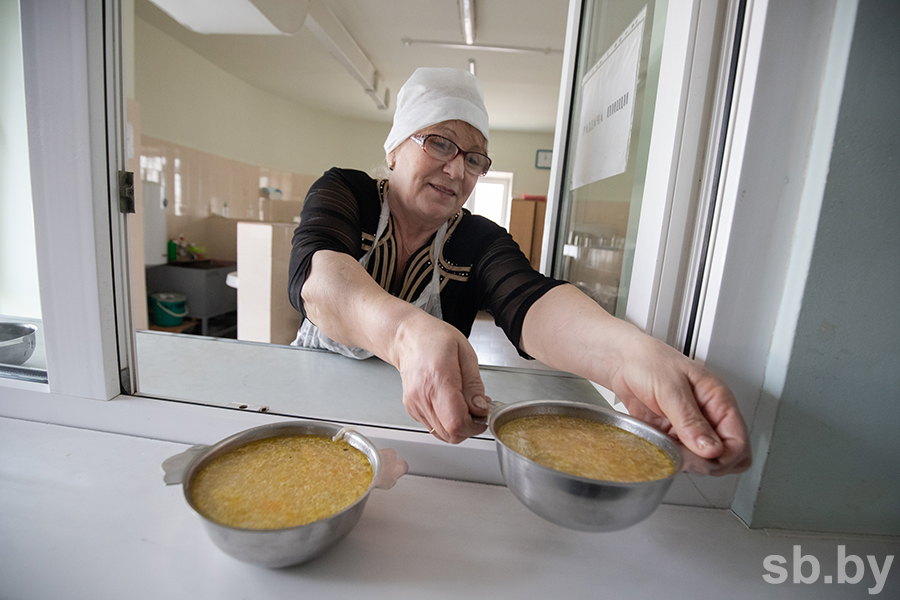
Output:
[303,251,489,443]
[521,284,751,476]
[391,311,490,443]
[607,335,751,476]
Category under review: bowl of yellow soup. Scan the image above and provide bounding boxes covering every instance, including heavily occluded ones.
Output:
[162,421,407,567]
[485,400,682,532]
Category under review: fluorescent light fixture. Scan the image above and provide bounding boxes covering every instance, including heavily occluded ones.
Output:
[149,0,308,35]
[459,0,475,45]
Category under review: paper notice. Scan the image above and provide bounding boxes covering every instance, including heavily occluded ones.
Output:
[571,6,646,189]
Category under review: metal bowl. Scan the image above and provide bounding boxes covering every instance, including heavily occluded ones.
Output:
[486,400,683,532]
[162,421,407,568]
[0,323,37,366]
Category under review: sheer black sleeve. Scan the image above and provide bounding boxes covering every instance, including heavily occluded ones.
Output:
[287,168,379,319]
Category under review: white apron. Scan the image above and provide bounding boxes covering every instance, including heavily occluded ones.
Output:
[291,192,447,359]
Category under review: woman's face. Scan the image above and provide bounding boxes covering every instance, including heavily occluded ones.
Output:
[388,120,487,231]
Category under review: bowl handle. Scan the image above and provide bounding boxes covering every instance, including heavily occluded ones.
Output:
[373,448,408,490]
[333,427,408,490]
[471,400,507,426]
[161,444,209,485]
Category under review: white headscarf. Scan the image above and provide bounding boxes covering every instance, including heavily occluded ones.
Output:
[384,67,490,154]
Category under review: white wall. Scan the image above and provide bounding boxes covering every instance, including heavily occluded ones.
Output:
[0,0,40,319]
[135,17,390,178]
[134,17,554,200]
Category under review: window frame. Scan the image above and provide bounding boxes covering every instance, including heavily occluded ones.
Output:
[15,0,119,401]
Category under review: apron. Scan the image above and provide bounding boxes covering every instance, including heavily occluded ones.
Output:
[291,189,447,360]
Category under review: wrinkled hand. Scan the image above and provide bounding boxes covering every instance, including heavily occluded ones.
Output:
[392,312,489,443]
[608,336,751,476]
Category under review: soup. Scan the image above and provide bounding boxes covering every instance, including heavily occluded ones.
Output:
[497,415,674,482]
[191,435,373,529]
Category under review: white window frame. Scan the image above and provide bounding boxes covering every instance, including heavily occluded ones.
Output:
[14,0,118,401]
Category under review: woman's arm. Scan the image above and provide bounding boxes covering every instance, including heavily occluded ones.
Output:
[519,284,751,476]
[302,250,489,443]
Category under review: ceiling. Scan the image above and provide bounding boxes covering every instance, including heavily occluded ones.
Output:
[134,0,572,132]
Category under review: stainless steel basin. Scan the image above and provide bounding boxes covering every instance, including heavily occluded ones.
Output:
[0,323,37,366]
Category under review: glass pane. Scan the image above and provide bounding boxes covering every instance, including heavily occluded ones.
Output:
[553,0,667,318]
[127,1,585,425]
[0,0,46,384]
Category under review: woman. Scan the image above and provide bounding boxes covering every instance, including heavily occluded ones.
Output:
[289,68,750,476]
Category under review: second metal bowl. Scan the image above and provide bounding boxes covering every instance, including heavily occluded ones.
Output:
[486,400,682,532]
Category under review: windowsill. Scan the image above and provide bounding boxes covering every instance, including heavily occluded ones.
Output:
[1,367,717,507]
[2,416,897,600]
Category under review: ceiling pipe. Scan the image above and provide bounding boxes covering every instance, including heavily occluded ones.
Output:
[402,38,563,55]
[304,0,389,109]
[459,0,475,45]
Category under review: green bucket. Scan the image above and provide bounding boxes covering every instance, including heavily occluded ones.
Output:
[149,292,188,326]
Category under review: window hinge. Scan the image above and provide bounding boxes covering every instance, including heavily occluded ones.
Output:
[118,170,135,214]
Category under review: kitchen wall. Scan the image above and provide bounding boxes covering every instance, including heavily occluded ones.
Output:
[743,0,900,535]
[0,0,40,320]
[140,134,316,260]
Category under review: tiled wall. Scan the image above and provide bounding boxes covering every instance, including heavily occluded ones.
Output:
[139,135,315,261]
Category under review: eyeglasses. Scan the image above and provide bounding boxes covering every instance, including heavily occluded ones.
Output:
[409,134,492,176]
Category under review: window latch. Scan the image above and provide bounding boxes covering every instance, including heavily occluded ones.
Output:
[118,170,135,214]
